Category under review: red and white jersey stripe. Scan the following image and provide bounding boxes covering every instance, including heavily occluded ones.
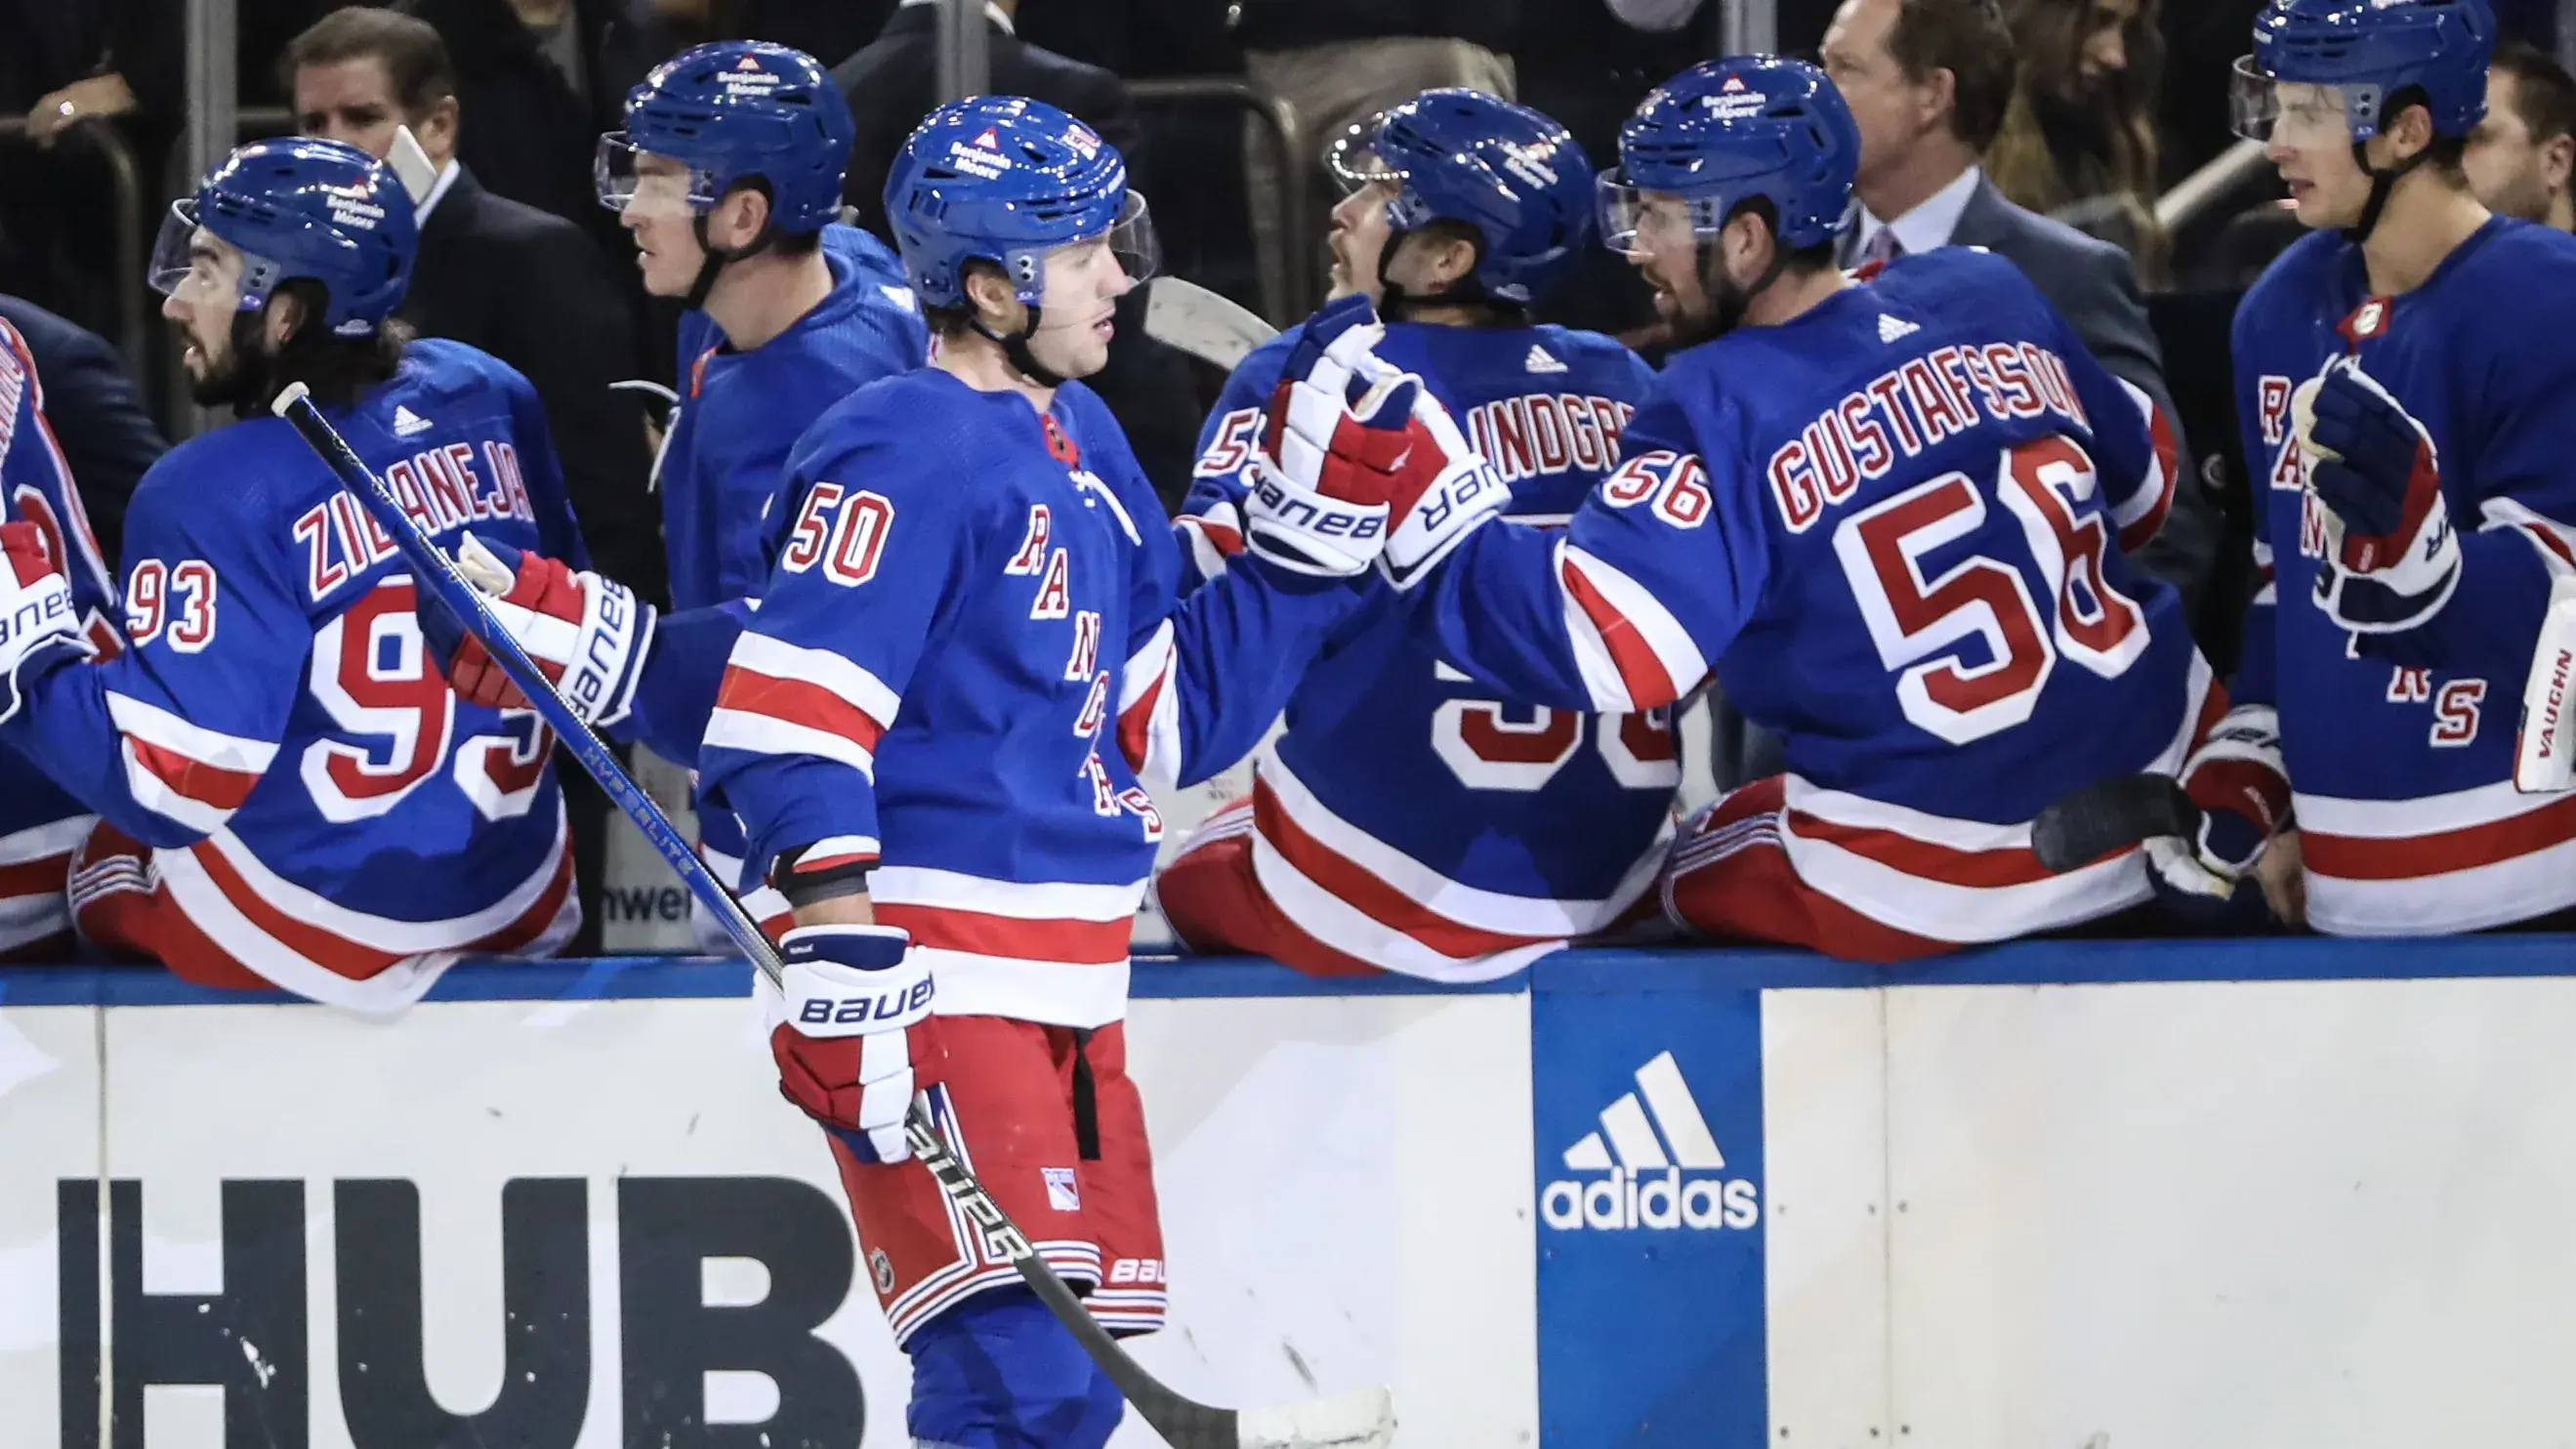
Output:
[106,691,276,836]
[1748,652,2216,943]
[1557,540,1710,714]
[705,633,899,781]
[0,815,89,956]
[74,810,577,1014]
[1117,620,1183,794]
[1236,745,1663,981]
[2110,378,2181,553]
[2483,496,2576,580]
[869,865,1143,1027]
[2298,779,2576,934]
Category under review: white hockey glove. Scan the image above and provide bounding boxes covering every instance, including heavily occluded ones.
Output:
[2143,703,2293,898]
[1242,295,1396,578]
[0,520,92,724]
[2516,574,2576,793]
[433,532,655,728]
[765,922,934,1164]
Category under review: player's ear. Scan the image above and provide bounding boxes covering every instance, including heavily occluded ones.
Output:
[715,184,770,250]
[2382,100,2435,165]
[964,263,1020,330]
[2545,132,2575,193]
[263,289,308,352]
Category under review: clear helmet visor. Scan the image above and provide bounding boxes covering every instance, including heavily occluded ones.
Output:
[1323,112,1400,198]
[2229,57,2374,145]
[595,132,723,218]
[146,199,271,312]
[1028,189,1161,304]
[1596,170,1724,255]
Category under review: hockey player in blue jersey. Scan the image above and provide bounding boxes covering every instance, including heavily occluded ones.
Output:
[439,97,1408,1443]
[2193,0,2576,933]
[0,139,588,1009]
[0,317,120,961]
[589,41,928,938]
[1333,58,2206,960]
[1156,90,1676,981]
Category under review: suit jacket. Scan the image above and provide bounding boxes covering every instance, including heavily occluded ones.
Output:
[0,293,167,567]
[833,7,1140,232]
[399,168,667,607]
[1858,175,2220,624]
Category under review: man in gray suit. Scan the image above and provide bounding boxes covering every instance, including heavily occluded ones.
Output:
[1819,0,2217,615]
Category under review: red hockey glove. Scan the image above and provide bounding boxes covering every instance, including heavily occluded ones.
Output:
[434,533,655,727]
[0,520,91,724]
[766,922,934,1164]
[2298,358,2460,635]
[2144,703,2292,899]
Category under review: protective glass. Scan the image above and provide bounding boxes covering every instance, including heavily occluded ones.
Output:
[1596,170,1723,255]
[1323,112,1400,198]
[1033,189,1162,300]
[146,200,266,312]
[595,132,722,218]
[2229,57,2370,145]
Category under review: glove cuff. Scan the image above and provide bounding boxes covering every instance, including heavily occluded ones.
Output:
[1242,454,1389,578]
[1382,456,1508,591]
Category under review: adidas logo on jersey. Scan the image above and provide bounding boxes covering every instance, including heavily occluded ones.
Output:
[1541,1050,1760,1231]
[1523,344,1567,374]
[392,405,433,437]
[1877,313,1919,343]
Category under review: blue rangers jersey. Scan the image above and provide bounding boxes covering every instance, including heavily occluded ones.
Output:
[2231,219,2576,933]
[1,340,587,1008]
[0,318,119,959]
[659,224,927,903]
[698,370,1361,1026]
[1174,320,1671,979]
[1407,248,2204,944]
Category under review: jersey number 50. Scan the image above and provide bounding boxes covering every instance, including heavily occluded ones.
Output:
[1833,435,2147,745]
[300,579,552,822]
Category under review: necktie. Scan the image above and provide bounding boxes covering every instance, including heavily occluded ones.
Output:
[1858,227,1904,268]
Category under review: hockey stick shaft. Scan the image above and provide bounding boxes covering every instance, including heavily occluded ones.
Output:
[270,384,784,978]
[270,385,1340,1449]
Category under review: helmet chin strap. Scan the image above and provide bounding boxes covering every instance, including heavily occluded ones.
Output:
[974,305,1068,390]
[2343,139,2432,244]
[1373,231,1514,325]
[686,211,781,312]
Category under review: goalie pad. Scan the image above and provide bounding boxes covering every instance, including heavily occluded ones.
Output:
[2517,573,2576,793]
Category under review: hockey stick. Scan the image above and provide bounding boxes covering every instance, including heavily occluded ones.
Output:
[1145,277,1280,370]
[270,384,1395,1449]
[2028,772,2202,875]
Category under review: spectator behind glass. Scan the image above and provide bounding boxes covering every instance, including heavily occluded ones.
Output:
[398,0,670,269]
[1987,0,2164,221]
[1228,0,1519,326]
[290,4,666,954]
[2468,40,2576,231]
[1820,0,2215,617]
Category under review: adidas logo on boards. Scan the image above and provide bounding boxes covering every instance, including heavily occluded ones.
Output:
[1542,1050,1760,1231]
[392,404,432,436]
[1524,344,1567,374]
[1878,313,1919,343]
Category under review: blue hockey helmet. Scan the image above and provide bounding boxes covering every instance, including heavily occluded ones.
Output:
[597,40,853,234]
[2231,0,2495,145]
[146,137,416,338]
[1322,90,1595,307]
[882,95,1158,310]
[1601,57,1859,256]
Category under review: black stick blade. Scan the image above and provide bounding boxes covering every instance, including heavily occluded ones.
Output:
[2030,773,2201,874]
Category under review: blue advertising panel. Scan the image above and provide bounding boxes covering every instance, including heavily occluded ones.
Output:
[1533,977,1766,1447]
